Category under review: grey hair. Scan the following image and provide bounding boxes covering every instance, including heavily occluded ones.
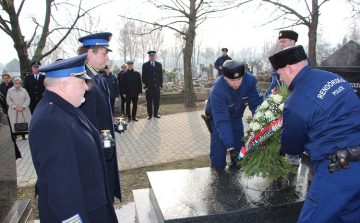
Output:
[44,77,71,88]
[13,77,22,83]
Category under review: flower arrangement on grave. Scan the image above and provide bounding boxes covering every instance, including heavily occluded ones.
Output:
[239,82,296,183]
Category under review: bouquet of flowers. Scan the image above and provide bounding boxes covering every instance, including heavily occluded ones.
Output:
[239,82,296,183]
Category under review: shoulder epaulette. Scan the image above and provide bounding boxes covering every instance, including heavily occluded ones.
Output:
[85,63,98,76]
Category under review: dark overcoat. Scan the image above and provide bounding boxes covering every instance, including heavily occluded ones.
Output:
[121,69,142,98]
[29,90,118,223]
[142,61,163,100]
[117,71,125,96]
[0,81,14,113]
[23,74,46,113]
[102,72,120,99]
[79,63,121,201]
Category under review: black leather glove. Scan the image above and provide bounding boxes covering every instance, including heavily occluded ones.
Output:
[229,149,240,165]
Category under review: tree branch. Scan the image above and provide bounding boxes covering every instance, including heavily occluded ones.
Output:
[261,0,310,26]
[119,15,187,36]
[26,25,38,49]
[0,15,11,34]
[16,0,26,17]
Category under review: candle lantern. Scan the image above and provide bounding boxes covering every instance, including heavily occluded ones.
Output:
[100,130,115,155]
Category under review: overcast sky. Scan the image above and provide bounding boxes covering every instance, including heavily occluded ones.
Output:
[0,0,356,65]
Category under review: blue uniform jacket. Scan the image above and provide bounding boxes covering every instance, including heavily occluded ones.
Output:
[265,57,311,97]
[23,74,46,112]
[206,72,263,149]
[29,90,118,222]
[281,66,360,163]
[121,69,142,98]
[142,61,163,101]
[102,72,120,99]
[79,63,121,201]
[214,55,232,76]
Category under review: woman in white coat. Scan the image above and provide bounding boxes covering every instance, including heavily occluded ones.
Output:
[6,78,32,139]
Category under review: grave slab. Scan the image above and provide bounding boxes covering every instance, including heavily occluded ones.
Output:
[143,154,313,223]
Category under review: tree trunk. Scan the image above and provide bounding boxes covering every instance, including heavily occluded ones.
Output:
[183,0,196,107]
[308,0,319,68]
[1,1,31,77]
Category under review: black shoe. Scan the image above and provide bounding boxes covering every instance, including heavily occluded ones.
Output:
[127,117,131,122]
[147,116,152,120]
[154,115,161,118]
[132,117,138,122]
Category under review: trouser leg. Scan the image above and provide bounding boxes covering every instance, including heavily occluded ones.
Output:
[110,98,115,115]
[154,100,159,116]
[132,97,138,118]
[297,161,360,223]
[126,97,132,118]
[121,95,126,114]
[147,100,153,117]
[209,121,227,167]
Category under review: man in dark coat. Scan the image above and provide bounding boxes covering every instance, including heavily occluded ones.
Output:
[0,73,14,114]
[102,65,120,114]
[117,64,127,117]
[77,32,121,203]
[121,61,142,122]
[142,50,163,119]
[214,48,232,77]
[29,54,118,222]
[23,61,46,114]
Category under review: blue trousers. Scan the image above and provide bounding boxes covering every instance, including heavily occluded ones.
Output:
[298,160,360,222]
[209,120,244,167]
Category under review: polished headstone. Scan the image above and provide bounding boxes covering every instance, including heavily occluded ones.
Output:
[317,40,360,98]
[146,154,314,223]
[0,113,17,222]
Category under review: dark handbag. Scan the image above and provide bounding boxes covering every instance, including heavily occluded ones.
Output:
[14,111,28,132]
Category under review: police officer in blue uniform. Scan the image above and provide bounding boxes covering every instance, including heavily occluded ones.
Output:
[23,61,46,114]
[77,32,121,203]
[205,60,263,167]
[121,61,142,122]
[142,50,163,119]
[269,45,360,222]
[214,48,232,77]
[266,30,312,166]
[102,65,120,114]
[265,30,311,98]
[29,54,118,223]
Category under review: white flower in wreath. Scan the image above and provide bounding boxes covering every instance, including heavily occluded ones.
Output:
[259,100,269,110]
[254,112,262,121]
[271,94,283,104]
[265,110,275,120]
[279,103,284,111]
[251,122,261,131]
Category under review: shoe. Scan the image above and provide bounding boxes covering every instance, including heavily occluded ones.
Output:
[147,116,152,120]
[127,117,131,122]
[154,115,161,118]
[122,113,126,117]
[132,117,138,122]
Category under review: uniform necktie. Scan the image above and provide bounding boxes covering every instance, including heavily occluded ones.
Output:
[35,75,38,81]
[152,62,155,68]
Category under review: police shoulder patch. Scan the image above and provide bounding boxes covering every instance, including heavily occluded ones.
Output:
[255,83,263,97]
[62,213,83,223]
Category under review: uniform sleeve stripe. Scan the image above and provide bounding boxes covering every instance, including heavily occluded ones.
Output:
[62,213,83,223]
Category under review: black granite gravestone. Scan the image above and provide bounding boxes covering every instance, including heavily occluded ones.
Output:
[317,40,360,98]
[0,113,33,222]
[134,154,314,223]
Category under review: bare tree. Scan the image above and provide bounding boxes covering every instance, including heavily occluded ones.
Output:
[256,0,331,68]
[117,20,142,63]
[120,0,251,106]
[201,46,215,65]
[0,0,112,77]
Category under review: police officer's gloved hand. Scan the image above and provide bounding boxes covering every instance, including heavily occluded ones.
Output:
[229,149,241,165]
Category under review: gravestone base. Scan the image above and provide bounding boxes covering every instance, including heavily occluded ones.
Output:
[134,154,314,223]
[2,199,33,223]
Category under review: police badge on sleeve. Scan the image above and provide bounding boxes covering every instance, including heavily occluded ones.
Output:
[255,83,263,97]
